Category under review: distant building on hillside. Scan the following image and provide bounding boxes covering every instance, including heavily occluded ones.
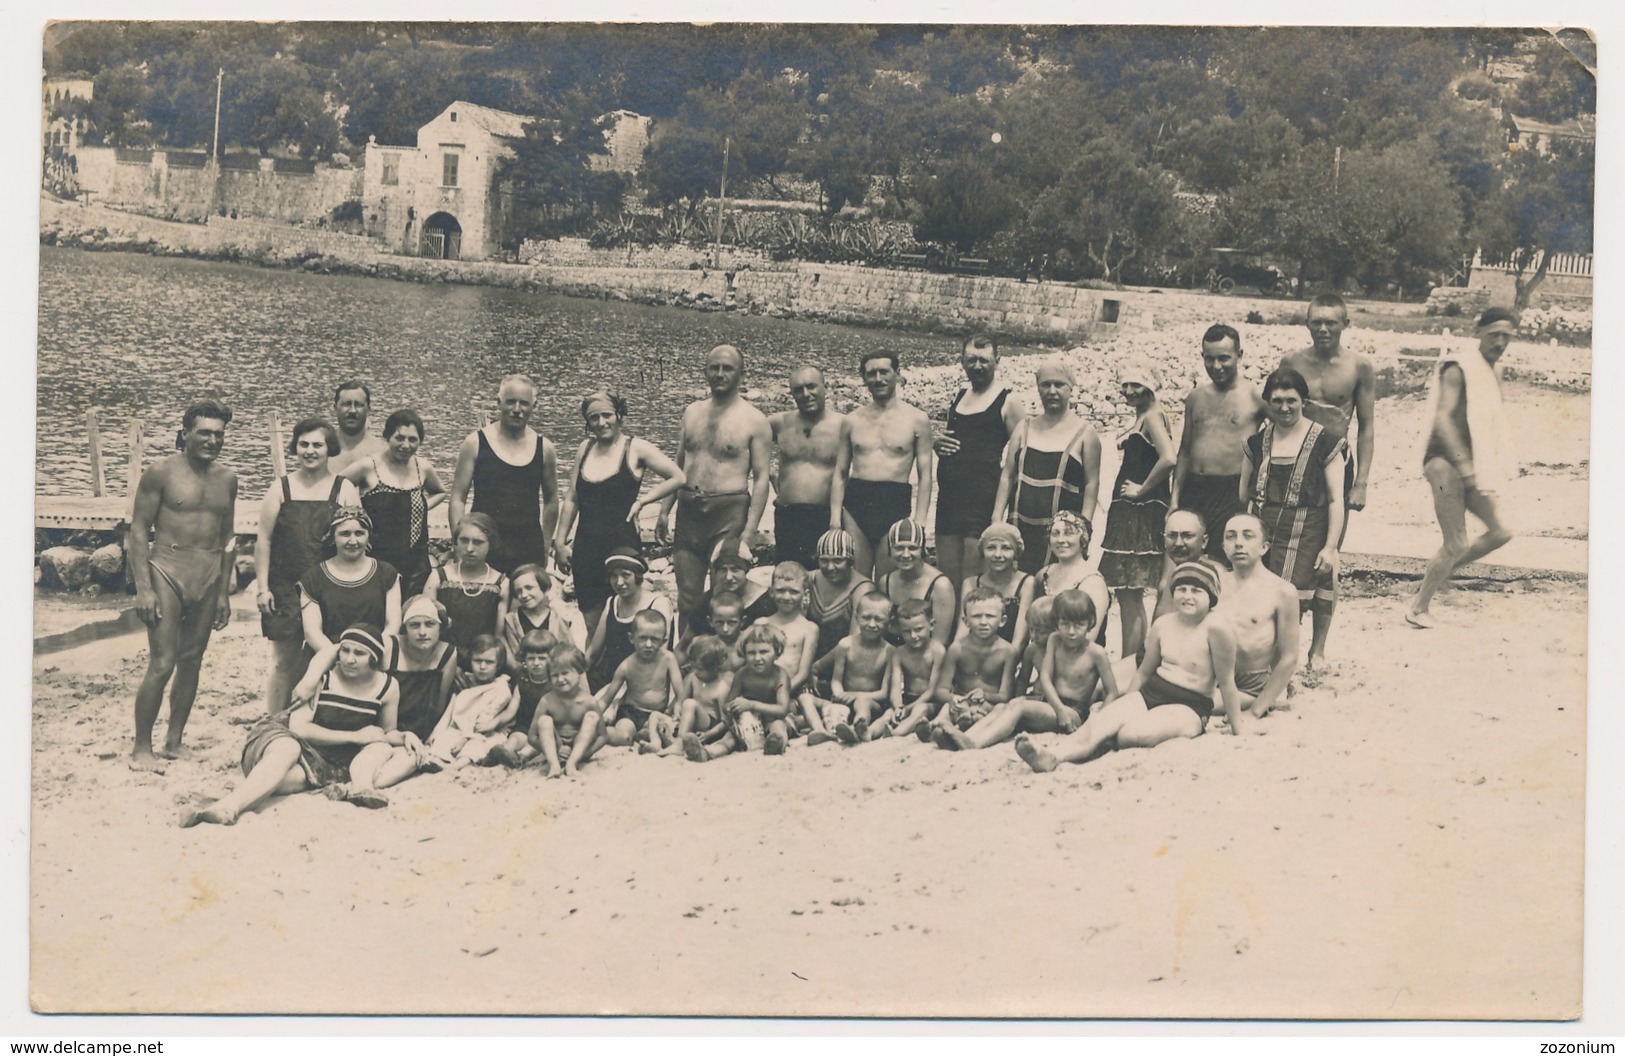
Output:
[42,76,92,153]
[361,101,649,261]
[1506,112,1595,155]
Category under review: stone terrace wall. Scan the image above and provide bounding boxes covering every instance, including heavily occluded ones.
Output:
[520,236,778,272]
[73,146,360,225]
[206,216,383,258]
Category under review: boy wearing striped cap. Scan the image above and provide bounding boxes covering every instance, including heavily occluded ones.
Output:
[1016,560,1244,773]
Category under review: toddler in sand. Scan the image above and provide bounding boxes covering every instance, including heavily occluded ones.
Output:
[599,609,684,750]
[872,600,946,740]
[928,586,1018,739]
[488,628,556,767]
[725,622,793,755]
[528,644,607,778]
[1012,595,1056,695]
[825,592,894,744]
[425,635,514,769]
[672,635,738,762]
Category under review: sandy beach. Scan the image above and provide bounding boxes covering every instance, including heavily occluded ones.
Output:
[30,377,1588,1019]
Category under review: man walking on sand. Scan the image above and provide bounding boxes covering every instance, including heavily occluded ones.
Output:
[1278,293,1375,665]
[449,373,559,574]
[832,351,935,578]
[769,366,852,570]
[328,380,388,474]
[658,344,773,630]
[934,334,1025,598]
[1172,324,1265,567]
[1406,309,1518,628]
[1219,512,1299,718]
[127,401,239,772]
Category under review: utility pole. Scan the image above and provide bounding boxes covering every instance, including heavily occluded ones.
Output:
[713,136,730,269]
[1333,145,1341,195]
[209,67,224,217]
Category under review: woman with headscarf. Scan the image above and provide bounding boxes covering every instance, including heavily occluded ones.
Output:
[1097,356,1177,661]
[298,506,402,653]
[993,359,1102,575]
[553,390,685,635]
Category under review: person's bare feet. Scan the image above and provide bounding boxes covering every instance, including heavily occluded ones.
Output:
[1014,733,1058,773]
[129,749,166,774]
[764,731,786,756]
[854,717,870,742]
[157,743,195,762]
[1404,608,1435,629]
[806,730,836,747]
[682,733,708,763]
[834,722,858,746]
[913,721,934,743]
[933,727,971,751]
[345,788,390,809]
[178,803,237,828]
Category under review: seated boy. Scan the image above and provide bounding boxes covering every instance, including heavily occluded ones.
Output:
[826,592,894,744]
[529,644,607,778]
[928,586,1018,739]
[677,591,745,672]
[725,622,793,755]
[1016,562,1241,773]
[599,609,683,749]
[1012,595,1056,697]
[871,600,946,741]
[425,635,514,769]
[937,589,1117,751]
[490,627,556,767]
[760,561,835,745]
[666,635,737,761]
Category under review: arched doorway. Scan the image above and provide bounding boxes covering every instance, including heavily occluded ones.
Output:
[422,211,462,260]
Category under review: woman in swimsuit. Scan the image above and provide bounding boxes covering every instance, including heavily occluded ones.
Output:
[553,391,684,635]
[255,418,361,712]
[424,512,509,666]
[992,360,1102,574]
[960,522,1035,649]
[1033,512,1111,654]
[877,519,956,647]
[342,409,446,599]
[299,506,402,653]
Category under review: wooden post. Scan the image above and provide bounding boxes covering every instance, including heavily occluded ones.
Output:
[268,411,286,478]
[85,407,105,497]
[123,420,144,522]
[472,400,489,430]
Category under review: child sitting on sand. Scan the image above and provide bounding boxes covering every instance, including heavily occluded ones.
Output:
[1013,596,1056,695]
[760,561,835,745]
[487,628,556,767]
[1016,562,1241,773]
[872,600,946,741]
[599,609,684,750]
[928,587,1018,741]
[425,635,514,769]
[937,589,1117,752]
[529,644,607,779]
[501,564,585,663]
[725,622,793,755]
[678,591,746,672]
[826,592,894,745]
[671,635,738,762]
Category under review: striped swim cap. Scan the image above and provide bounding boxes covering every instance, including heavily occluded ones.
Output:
[1170,561,1221,607]
[887,519,926,548]
[816,529,855,560]
[339,624,386,665]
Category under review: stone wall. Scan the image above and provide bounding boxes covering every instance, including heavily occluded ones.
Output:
[1468,265,1593,309]
[519,236,778,272]
[206,216,384,258]
[72,146,360,225]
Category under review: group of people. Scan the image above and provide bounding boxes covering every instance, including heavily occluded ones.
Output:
[121,296,1520,823]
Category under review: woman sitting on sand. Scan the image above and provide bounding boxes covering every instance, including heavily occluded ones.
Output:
[425,512,509,666]
[181,624,425,826]
[299,506,402,653]
[877,519,956,647]
[1031,512,1110,651]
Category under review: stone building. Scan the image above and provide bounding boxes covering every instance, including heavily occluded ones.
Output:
[361,101,649,261]
[42,76,93,153]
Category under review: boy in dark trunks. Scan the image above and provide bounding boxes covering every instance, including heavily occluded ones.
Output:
[529,645,607,778]
[825,592,894,744]
[938,589,1116,752]
[490,628,556,767]
[599,609,684,750]
[128,400,239,773]
[679,591,745,672]
[928,587,1018,741]
[1016,562,1243,773]
[871,600,945,741]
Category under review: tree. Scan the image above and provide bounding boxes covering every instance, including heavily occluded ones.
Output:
[1474,139,1595,309]
[1508,34,1597,123]
[1027,136,1180,287]
[909,151,1021,252]
[494,91,621,244]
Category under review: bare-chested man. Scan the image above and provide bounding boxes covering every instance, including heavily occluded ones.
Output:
[1172,324,1265,567]
[658,345,773,630]
[128,401,239,772]
[933,334,1026,597]
[1220,512,1299,718]
[1278,293,1375,663]
[831,351,935,578]
[1406,309,1518,628]
[769,367,850,570]
[449,374,559,574]
[328,379,388,474]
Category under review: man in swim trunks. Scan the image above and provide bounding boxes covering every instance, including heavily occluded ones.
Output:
[449,373,559,573]
[328,379,388,473]
[657,344,773,631]
[769,366,852,569]
[1220,512,1299,718]
[1278,294,1376,666]
[1172,324,1264,567]
[832,350,935,578]
[933,333,1026,598]
[1406,309,1518,628]
[1016,560,1244,773]
[127,400,239,772]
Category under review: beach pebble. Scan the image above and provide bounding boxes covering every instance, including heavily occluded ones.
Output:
[89,543,125,582]
[39,546,95,591]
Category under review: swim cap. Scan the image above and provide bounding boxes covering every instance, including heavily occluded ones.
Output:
[339,624,386,665]
[709,540,752,571]
[580,390,627,420]
[1118,355,1161,394]
[978,521,1023,554]
[887,519,926,548]
[327,504,373,538]
[401,594,442,625]
[604,548,648,575]
[1170,561,1220,608]
[1049,510,1092,558]
[1035,359,1077,386]
[816,528,855,560]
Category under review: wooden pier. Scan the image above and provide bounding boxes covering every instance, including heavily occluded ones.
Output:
[36,495,456,538]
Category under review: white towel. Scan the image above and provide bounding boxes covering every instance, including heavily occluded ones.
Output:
[1430,349,1511,489]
